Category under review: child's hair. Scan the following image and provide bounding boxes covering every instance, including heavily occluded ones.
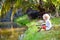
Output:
[43,14,50,20]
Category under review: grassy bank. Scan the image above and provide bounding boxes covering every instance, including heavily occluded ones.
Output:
[15,15,60,40]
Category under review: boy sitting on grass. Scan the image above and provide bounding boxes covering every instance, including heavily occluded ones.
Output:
[41,14,52,31]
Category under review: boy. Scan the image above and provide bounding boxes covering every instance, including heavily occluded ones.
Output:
[41,14,52,31]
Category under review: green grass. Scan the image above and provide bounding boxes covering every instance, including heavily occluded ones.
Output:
[14,15,30,26]
[23,30,60,40]
[51,17,60,25]
[15,15,60,40]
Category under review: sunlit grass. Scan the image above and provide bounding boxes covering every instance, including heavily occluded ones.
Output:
[23,21,60,40]
[15,15,30,26]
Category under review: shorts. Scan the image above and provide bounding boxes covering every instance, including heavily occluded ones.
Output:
[42,25,46,30]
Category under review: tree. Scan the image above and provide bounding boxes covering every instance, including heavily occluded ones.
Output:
[43,0,56,13]
[0,0,5,17]
[51,0,60,17]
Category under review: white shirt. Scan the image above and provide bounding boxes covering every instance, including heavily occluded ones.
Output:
[45,19,52,30]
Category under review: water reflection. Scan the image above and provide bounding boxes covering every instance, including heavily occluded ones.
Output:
[0,22,22,28]
[0,22,27,40]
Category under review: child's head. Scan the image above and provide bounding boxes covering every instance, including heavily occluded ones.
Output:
[43,14,50,20]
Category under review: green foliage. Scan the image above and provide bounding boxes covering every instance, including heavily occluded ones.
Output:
[51,0,60,11]
[51,17,60,25]
[1,0,38,18]
[15,15,30,26]
[51,0,60,7]
[23,21,38,40]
